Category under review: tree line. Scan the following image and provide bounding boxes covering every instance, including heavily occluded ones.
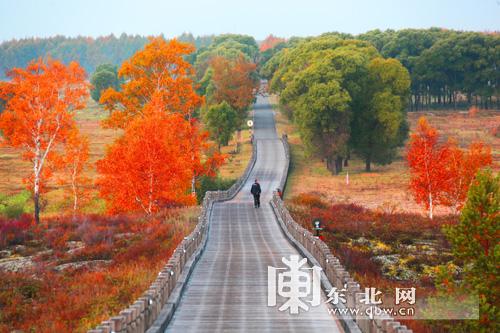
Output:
[189,34,259,151]
[261,28,500,110]
[0,34,149,79]
[2,29,498,110]
[0,33,221,81]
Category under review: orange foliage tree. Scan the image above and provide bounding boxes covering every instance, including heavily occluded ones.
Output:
[259,34,285,52]
[98,37,223,202]
[209,55,257,120]
[442,140,492,213]
[100,37,203,128]
[407,117,452,219]
[208,55,257,150]
[59,129,91,215]
[0,59,88,223]
[97,111,195,215]
[407,117,492,218]
[184,119,226,194]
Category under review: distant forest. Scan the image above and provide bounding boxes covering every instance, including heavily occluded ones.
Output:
[1,29,499,110]
[260,29,500,110]
[0,33,215,79]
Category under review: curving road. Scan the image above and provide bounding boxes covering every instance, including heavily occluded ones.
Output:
[165,96,343,332]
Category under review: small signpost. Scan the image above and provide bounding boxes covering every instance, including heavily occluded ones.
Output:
[312,218,323,238]
[248,120,254,143]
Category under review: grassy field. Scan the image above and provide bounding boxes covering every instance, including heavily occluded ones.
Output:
[271,95,500,215]
[217,127,253,180]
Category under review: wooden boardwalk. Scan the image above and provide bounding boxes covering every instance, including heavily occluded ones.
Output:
[165,96,343,332]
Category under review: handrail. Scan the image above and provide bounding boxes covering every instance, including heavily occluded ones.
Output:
[270,135,413,333]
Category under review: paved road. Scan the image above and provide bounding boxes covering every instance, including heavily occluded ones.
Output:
[165,96,343,332]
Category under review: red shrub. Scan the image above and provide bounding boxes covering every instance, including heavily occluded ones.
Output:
[492,125,500,138]
[289,194,456,243]
[468,106,479,117]
[114,223,175,264]
[289,192,328,209]
[0,214,32,247]
[0,209,196,332]
[336,244,381,277]
[68,242,114,262]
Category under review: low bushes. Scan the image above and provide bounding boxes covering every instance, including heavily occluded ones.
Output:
[288,193,455,244]
[196,175,236,202]
[0,214,32,247]
[0,208,197,332]
[287,193,459,332]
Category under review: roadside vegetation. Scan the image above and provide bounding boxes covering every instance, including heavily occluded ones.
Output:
[271,95,499,215]
[262,30,498,332]
[0,33,258,331]
[287,171,498,332]
[0,209,198,332]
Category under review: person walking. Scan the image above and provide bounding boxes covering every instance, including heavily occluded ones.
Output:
[250,179,262,208]
[276,188,283,200]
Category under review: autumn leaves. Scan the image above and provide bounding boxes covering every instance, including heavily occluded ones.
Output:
[0,37,226,221]
[0,59,89,224]
[196,35,259,151]
[407,117,492,219]
[100,38,203,128]
[97,38,225,215]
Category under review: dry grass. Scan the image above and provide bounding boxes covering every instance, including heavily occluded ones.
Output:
[271,95,500,215]
[408,110,500,162]
[217,125,253,180]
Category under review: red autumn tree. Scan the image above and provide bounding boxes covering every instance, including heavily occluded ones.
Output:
[0,59,89,223]
[259,34,286,52]
[407,117,451,219]
[208,55,257,150]
[442,140,492,213]
[407,117,493,218]
[98,90,225,213]
[100,37,203,128]
[59,129,91,215]
[96,111,195,215]
[209,55,257,119]
[98,38,225,210]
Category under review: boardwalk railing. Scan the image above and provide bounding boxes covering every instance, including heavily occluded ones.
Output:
[88,143,257,333]
[270,135,413,333]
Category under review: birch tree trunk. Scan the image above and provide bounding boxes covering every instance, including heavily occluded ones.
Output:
[33,136,41,225]
[428,192,433,220]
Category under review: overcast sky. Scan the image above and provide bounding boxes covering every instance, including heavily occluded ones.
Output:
[0,0,499,42]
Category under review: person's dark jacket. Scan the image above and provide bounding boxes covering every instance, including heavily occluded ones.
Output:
[251,183,261,196]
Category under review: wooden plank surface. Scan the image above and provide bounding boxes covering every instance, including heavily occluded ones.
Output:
[165,96,343,332]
